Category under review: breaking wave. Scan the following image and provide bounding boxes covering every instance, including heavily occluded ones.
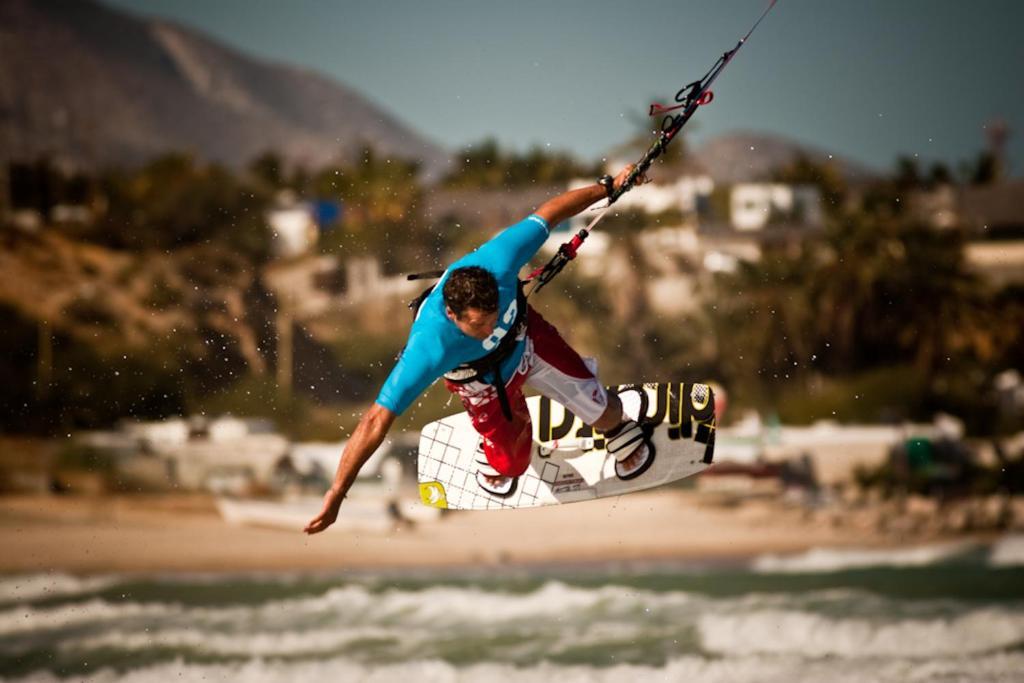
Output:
[2,567,1023,683]
[699,608,1024,658]
[751,540,978,573]
[0,573,120,605]
[5,653,1024,683]
[989,534,1024,567]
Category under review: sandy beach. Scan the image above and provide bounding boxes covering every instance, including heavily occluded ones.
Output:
[0,489,981,575]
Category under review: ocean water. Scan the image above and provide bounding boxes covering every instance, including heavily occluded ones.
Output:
[2,536,1023,683]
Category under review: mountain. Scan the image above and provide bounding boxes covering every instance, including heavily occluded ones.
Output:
[0,0,450,177]
[692,131,878,184]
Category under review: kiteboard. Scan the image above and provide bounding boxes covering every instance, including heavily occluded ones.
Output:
[418,382,715,510]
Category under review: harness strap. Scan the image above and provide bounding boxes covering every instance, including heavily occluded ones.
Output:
[474,453,502,478]
[491,363,513,421]
[407,283,436,318]
[446,285,527,421]
[407,275,528,422]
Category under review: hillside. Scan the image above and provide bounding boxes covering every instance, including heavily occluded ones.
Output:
[0,230,267,367]
[693,131,878,184]
[0,0,450,177]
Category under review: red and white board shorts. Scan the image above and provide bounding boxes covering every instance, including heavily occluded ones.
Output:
[444,306,609,477]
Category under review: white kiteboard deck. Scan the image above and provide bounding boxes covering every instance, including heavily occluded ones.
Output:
[418,382,716,510]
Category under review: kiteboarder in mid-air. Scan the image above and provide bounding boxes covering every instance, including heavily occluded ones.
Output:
[304,164,655,533]
[304,0,776,532]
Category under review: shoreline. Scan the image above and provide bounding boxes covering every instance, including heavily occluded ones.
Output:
[0,490,1006,577]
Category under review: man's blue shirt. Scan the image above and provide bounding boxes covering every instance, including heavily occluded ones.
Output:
[375,214,550,415]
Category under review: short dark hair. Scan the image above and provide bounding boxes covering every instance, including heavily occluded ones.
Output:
[443,266,499,316]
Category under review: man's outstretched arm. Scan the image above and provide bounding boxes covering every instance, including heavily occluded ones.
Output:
[303,402,396,534]
[533,164,644,227]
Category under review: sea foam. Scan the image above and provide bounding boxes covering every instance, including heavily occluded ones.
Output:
[989,534,1024,567]
[0,573,120,605]
[4,652,1024,683]
[751,541,977,573]
[699,607,1024,658]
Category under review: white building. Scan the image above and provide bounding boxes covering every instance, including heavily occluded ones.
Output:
[84,416,290,494]
[535,174,825,313]
[566,173,715,233]
[263,253,423,319]
[267,205,318,258]
[715,411,966,487]
[730,183,823,232]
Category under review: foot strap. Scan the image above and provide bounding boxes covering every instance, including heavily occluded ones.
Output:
[474,450,502,478]
[474,449,517,497]
[605,420,646,462]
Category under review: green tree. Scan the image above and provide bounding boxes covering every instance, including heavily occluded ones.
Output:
[312,146,421,229]
[311,146,427,272]
[775,154,848,219]
[711,244,817,387]
[248,151,288,191]
[965,150,1002,185]
[708,192,1004,427]
[95,153,273,260]
[443,138,602,189]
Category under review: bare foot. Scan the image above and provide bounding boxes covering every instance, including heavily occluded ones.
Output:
[482,473,511,488]
[476,470,517,497]
[616,443,649,477]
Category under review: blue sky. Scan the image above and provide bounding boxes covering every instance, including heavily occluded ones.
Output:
[106,0,1024,176]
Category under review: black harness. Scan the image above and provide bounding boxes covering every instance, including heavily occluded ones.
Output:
[408,275,528,421]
